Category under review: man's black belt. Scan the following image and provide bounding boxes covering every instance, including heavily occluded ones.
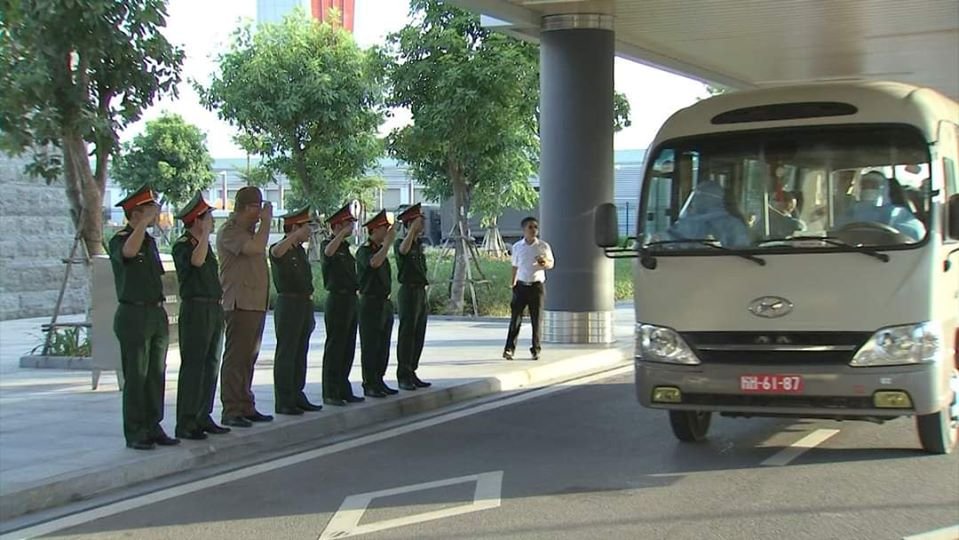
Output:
[400,282,428,288]
[516,280,543,287]
[278,292,313,300]
[327,289,358,295]
[119,300,164,307]
[183,297,222,304]
[360,293,391,300]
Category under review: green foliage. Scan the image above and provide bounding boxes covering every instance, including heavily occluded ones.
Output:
[197,8,385,215]
[0,0,183,255]
[382,0,540,220]
[39,327,92,357]
[112,113,215,208]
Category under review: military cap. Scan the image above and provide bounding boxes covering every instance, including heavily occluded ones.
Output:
[114,185,159,212]
[234,186,263,208]
[363,209,394,231]
[175,191,214,225]
[326,200,361,226]
[396,203,424,225]
[280,206,313,228]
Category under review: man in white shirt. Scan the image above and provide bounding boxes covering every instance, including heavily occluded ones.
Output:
[504,217,555,360]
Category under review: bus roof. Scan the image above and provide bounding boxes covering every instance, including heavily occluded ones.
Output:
[653,81,959,146]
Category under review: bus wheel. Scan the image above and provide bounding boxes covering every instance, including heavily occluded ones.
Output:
[669,410,712,442]
[916,370,959,455]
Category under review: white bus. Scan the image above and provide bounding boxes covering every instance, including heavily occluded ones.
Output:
[596,81,959,454]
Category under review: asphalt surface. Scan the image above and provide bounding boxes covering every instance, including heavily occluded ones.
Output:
[20,370,959,540]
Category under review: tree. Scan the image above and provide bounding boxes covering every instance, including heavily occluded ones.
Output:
[0,0,184,255]
[113,113,215,208]
[196,8,385,216]
[383,0,632,313]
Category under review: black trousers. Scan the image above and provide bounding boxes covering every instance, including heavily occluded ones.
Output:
[396,285,427,380]
[505,282,544,354]
[322,292,359,400]
[273,296,315,410]
[359,295,394,388]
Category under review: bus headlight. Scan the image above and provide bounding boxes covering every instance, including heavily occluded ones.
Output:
[637,324,700,365]
[849,322,942,367]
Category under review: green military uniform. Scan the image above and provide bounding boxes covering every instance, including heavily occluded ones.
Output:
[172,193,226,439]
[320,232,360,403]
[394,204,430,388]
[108,186,173,449]
[356,211,395,396]
[270,214,317,413]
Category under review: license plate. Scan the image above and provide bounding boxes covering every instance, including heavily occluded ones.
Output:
[739,374,804,394]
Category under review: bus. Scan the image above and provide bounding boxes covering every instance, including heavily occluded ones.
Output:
[595,81,959,454]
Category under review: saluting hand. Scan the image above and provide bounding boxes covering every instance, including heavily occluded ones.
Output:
[386,224,398,244]
[260,201,273,222]
[295,224,312,243]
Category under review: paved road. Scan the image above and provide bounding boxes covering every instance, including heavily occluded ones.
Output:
[15,368,959,540]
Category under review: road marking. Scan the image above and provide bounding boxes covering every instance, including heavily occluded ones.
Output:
[0,364,631,540]
[761,428,839,467]
[903,524,959,540]
[318,471,503,539]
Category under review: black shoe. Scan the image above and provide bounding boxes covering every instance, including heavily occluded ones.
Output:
[175,427,208,441]
[152,433,181,446]
[245,411,274,423]
[412,375,432,388]
[503,350,514,360]
[323,398,348,407]
[531,349,540,361]
[200,420,231,435]
[380,383,399,395]
[126,440,156,451]
[276,406,304,416]
[297,400,323,412]
[398,379,417,391]
[344,394,365,403]
[222,415,254,428]
[363,387,388,398]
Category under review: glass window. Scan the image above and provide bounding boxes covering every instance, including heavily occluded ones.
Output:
[381,188,402,210]
[640,125,931,252]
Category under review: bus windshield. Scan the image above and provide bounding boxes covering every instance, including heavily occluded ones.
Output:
[640,125,932,252]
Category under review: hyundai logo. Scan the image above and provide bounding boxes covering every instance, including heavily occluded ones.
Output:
[748,296,794,318]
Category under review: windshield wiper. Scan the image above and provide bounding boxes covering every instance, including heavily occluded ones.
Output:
[757,236,890,263]
[646,238,767,266]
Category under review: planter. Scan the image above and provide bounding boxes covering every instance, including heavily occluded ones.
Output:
[19,355,92,370]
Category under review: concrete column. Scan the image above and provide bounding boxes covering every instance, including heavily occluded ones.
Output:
[539,14,615,344]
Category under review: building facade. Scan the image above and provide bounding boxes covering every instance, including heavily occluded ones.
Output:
[256,0,355,31]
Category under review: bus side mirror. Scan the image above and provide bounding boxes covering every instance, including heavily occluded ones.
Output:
[594,203,619,248]
[949,195,959,240]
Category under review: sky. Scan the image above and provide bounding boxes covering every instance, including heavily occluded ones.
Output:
[123,0,711,158]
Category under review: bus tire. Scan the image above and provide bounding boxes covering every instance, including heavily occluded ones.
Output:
[916,371,959,455]
[669,410,712,442]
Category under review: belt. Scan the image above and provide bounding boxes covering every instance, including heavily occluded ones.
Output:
[328,290,358,295]
[183,297,222,304]
[360,293,391,301]
[119,300,164,308]
[278,292,313,300]
[516,281,543,286]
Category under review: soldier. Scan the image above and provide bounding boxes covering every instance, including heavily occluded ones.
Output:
[108,185,179,450]
[172,192,231,440]
[270,207,323,415]
[320,202,365,407]
[394,203,432,391]
[356,210,398,398]
[217,187,273,428]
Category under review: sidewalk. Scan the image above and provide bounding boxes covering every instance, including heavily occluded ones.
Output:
[0,306,635,521]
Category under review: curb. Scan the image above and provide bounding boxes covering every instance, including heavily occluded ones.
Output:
[0,345,632,521]
[18,356,92,370]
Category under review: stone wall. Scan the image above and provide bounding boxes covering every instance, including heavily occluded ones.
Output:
[0,154,90,320]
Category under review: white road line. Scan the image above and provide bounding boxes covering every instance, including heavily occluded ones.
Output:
[761,429,840,467]
[1,364,632,540]
[318,471,503,539]
[903,524,959,540]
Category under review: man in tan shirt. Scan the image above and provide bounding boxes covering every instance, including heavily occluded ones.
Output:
[217,187,274,427]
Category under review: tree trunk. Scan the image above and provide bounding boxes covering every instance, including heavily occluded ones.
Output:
[447,163,470,314]
[62,131,105,256]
